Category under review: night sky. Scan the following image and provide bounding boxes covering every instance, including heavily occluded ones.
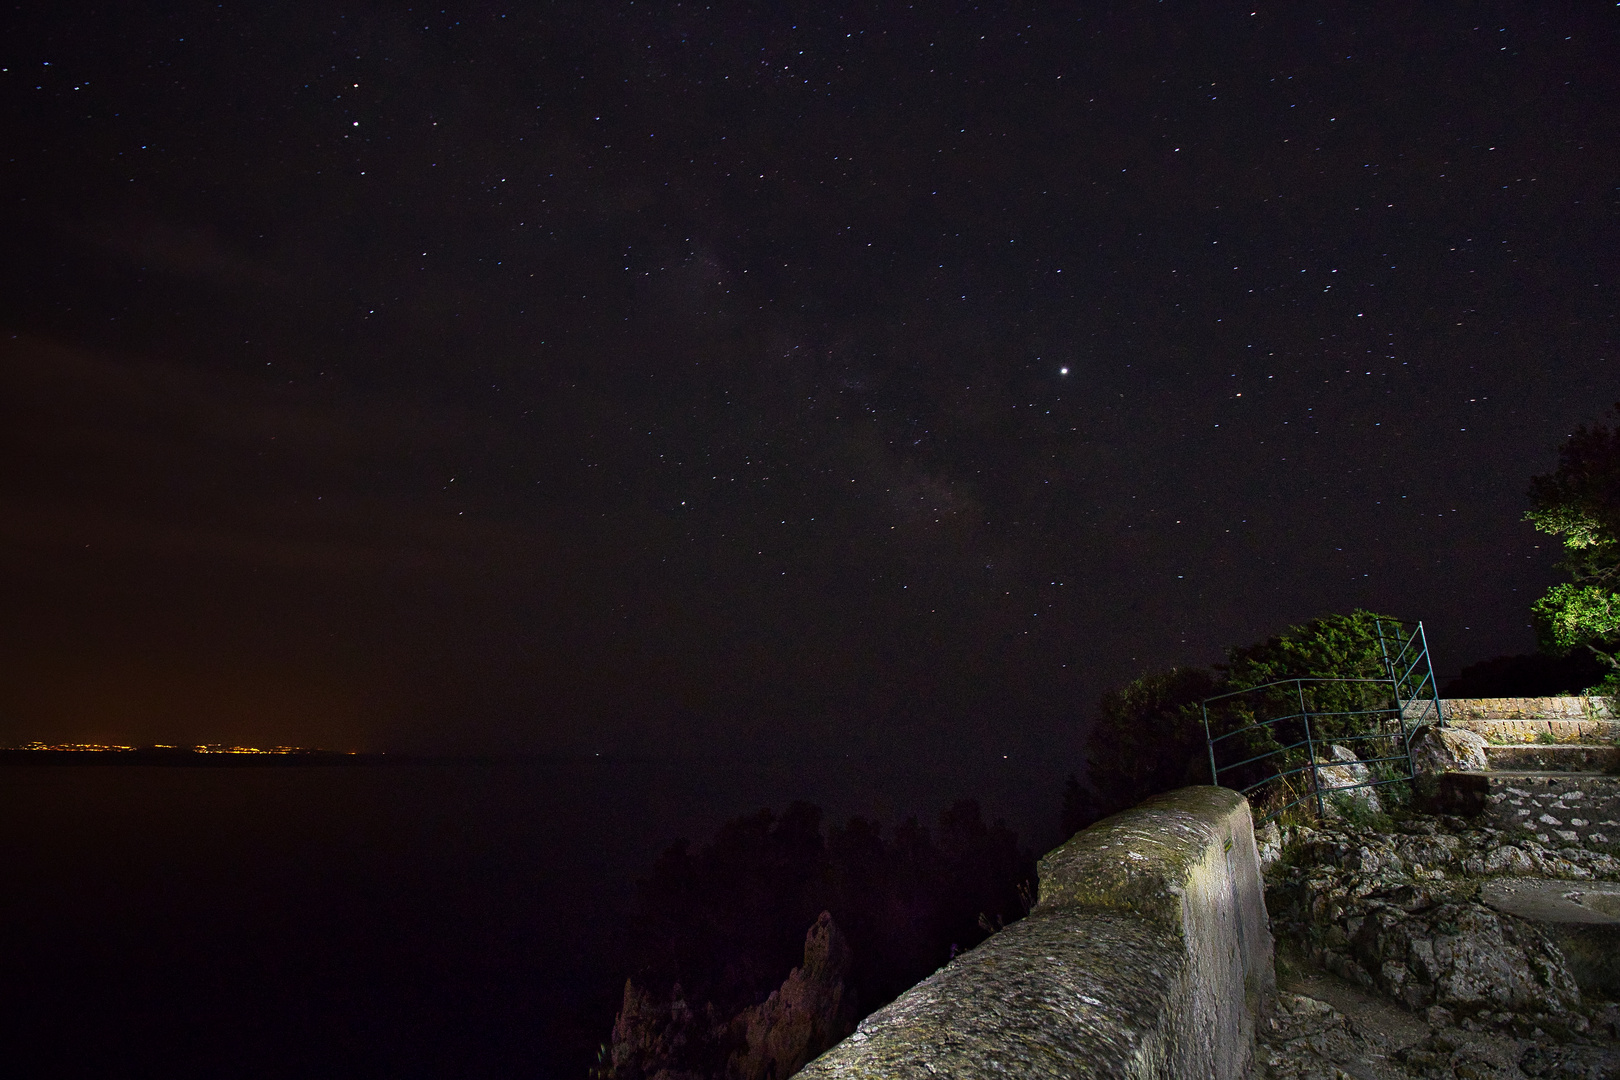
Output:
[4,2,1616,770]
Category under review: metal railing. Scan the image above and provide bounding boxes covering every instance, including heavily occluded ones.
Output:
[1376,617,1445,729]
[1201,619,1442,822]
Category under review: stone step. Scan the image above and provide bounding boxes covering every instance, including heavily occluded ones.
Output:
[1484,744,1620,773]
[1431,771,1620,855]
[1449,716,1620,745]
[1442,696,1614,724]
[1480,878,1620,997]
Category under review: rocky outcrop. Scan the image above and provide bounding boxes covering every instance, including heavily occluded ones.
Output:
[727,912,855,1080]
[1258,986,1620,1080]
[601,913,855,1080]
[1349,900,1577,1017]
[1480,878,1620,999]
[1409,724,1490,775]
[1267,818,1620,1036]
[1316,744,1384,815]
[605,980,724,1080]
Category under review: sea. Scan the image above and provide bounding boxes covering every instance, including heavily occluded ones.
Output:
[1,753,1059,1079]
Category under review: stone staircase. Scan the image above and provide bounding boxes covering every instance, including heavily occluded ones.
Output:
[1432,696,1620,854]
[1421,697,1620,1002]
[1442,693,1615,740]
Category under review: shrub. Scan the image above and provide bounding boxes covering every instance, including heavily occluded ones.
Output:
[1079,609,1404,821]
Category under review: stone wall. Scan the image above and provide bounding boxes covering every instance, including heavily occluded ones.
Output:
[1485,745,1620,772]
[796,787,1273,1080]
[1436,772,1620,856]
[1484,774,1620,855]
[1444,696,1615,722]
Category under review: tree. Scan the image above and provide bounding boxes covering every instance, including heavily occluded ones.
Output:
[1219,609,1404,745]
[1222,609,1396,692]
[1526,403,1620,695]
[1082,665,1219,819]
[1077,609,1402,820]
[1059,773,1102,839]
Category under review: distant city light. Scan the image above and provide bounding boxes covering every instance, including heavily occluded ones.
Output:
[4,742,355,755]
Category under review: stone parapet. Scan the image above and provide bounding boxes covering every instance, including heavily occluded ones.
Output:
[796,787,1273,1080]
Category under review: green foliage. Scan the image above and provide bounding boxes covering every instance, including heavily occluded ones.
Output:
[1526,404,1620,695]
[1333,797,1393,834]
[1218,609,1401,745]
[1526,404,1620,573]
[1532,584,1620,653]
[1222,609,1394,687]
[1081,609,1404,818]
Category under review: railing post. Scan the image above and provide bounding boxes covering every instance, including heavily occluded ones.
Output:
[1416,621,1445,727]
[1375,618,1394,686]
[1202,701,1219,785]
[1298,679,1326,820]
[1377,619,1418,781]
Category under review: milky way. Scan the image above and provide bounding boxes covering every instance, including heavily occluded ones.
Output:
[2,4,1615,776]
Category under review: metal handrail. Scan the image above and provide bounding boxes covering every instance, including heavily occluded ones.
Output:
[1201,619,1442,822]
[1203,675,1392,703]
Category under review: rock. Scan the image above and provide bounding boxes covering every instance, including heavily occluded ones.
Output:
[1417,904,1581,1018]
[1257,819,1282,873]
[1518,1040,1620,1078]
[1462,842,1594,880]
[1268,818,1598,1033]
[1268,810,1620,1074]
[726,912,856,1080]
[605,979,723,1080]
[601,912,856,1080]
[1390,832,1463,876]
[1255,993,1371,1080]
[1316,744,1383,816]
[1480,879,1620,997]
[1396,1028,1538,1078]
[1409,724,1490,774]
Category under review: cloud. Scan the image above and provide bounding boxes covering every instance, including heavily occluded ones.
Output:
[0,334,596,587]
[70,216,292,289]
[0,334,671,750]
